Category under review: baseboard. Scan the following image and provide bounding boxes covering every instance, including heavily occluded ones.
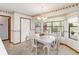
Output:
[60,43,79,54]
[2,39,9,41]
[11,42,21,45]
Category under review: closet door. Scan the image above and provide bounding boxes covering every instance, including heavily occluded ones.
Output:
[21,18,30,42]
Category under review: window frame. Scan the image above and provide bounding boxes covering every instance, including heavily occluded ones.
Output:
[43,20,64,34]
[68,16,78,40]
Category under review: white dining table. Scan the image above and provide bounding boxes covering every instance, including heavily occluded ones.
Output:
[34,34,56,54]
[35,35,55,45]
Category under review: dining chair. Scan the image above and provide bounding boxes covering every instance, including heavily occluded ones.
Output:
[29,32,38,55]
[42,35,56,55]
[54,32,61,54]
[47,32,61,55]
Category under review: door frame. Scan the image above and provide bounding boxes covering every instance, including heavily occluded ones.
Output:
[0,15,11,42]
[20,17,31,42]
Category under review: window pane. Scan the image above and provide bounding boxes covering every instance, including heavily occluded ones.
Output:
[53,27,58,32]
[69,17,78,40]
[47,27,51,33]
[53,27,63,32]
[35,27,41,33]
[53,22,60,26]
[70,27,78,40]
[73,23,78,26]
[68,17,78,23]
[35,22,41,33]
[43,21,64,34]
[60,21,64,26]
[47,22,51,26]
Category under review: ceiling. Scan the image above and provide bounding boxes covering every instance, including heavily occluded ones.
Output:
[0,3,73,16]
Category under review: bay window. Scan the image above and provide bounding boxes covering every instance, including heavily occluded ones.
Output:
[68,17,78,40]
[43,21,64,35]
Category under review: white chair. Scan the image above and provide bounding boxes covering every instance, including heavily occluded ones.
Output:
[29,32,38,55]
[52,32,61,54]
[42,35,56,55]
[44,32,61,55]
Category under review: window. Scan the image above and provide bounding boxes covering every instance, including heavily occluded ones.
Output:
[43,22,51,33]
[52,21,64,33]
[43,21,64,35]
[68,17,78,40]
[35,22,41,33]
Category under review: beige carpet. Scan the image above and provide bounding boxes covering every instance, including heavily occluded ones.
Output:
[3,40,79,55]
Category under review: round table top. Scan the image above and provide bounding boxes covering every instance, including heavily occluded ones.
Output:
[36,35,56,45]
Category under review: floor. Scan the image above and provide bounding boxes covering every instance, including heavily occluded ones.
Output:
[3,40,79,55]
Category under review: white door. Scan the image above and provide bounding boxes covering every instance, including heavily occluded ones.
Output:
[0,17,8,40]
[21,18,30,42]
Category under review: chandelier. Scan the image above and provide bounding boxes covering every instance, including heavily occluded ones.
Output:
[37,6,47,21]
[37,14,47,21]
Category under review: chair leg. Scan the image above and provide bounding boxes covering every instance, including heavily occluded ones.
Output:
[43,45,50,55]
[47,46,50,55]
[35,47,37,55]
[43,46,46,54]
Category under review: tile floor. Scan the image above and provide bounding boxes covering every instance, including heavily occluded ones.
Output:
[3,40,79,55]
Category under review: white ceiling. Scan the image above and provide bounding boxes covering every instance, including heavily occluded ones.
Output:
[0,3,73,16]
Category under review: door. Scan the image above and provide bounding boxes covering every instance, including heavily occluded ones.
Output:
[21,18,30,42]
[0,16,9,40]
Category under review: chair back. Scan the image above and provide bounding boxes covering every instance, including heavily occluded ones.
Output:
[29,31,37,47]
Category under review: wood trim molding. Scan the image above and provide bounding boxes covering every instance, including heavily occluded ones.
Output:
[2,39,9,41]
[60,43,79,54]
[8,16,11,43]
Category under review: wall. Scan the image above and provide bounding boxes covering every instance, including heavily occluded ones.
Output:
[0,11,31,44]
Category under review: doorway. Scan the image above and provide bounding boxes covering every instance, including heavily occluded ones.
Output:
[20,17,30,43]
[0,15,11,42]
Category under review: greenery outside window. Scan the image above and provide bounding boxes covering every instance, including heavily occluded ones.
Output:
[43,21,64,36]
[68,17,78,40]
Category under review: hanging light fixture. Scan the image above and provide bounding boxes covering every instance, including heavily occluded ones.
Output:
[37,5,47,21]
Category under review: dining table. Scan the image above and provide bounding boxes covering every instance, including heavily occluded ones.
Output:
[34,34,56,54]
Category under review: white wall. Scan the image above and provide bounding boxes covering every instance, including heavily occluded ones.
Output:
[0,11,31,44]
[0,16,8,40]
